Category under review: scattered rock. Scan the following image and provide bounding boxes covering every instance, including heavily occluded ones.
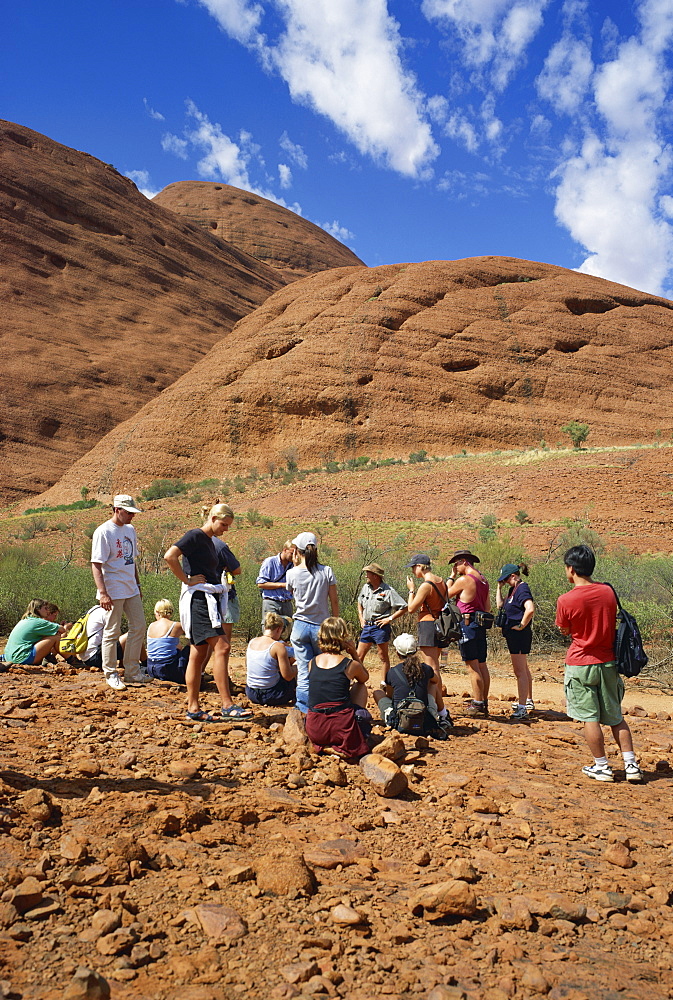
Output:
[256,852,316,896]
[303,839,366,869]
[375,733,406,761]
[168,759,201,780]
[62,967,111,1000]
[360,754,409,798]
[331,904,366,926]
[189,904,248,941]
[409,880,477,921]
[605,842,635,869]
[283,709,309,747]
[21,788,52,822]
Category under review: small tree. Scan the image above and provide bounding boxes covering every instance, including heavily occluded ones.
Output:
[561,421,590,450]
[516,510,531,525]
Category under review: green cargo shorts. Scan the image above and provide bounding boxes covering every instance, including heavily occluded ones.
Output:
[564,661,624,726]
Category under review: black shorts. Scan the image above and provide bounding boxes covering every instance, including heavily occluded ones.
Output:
[503,624,532,655]
[417,620,438,649]
[189,591,225,646]
[458,621,488,663]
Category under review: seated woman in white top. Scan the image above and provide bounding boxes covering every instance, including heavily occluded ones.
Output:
[146,599,189,684]
[245,612,297,706]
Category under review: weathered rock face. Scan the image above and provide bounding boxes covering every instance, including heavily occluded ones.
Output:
[0,120,285,503]
[153,181,364,282]
[37,256,673,503]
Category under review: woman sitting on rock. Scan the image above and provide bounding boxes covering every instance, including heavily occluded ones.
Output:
[245,612,297,706]
[146,599,190,684]
[2,600,66,666]
[305,617,371,760]
[373,633,449,738]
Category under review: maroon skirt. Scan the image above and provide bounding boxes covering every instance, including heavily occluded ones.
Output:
[306,701,369,759]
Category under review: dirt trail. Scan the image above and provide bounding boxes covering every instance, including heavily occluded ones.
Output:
[1,657,672,1000]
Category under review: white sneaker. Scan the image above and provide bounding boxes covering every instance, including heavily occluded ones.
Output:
[582,762,614,782]
[125,669,152,686]
[106,672,127,691]
[625,762,644,783]
[525,699,535,712]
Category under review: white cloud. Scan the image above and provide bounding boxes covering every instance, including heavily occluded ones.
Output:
[185,100,253,188]
[551,0,673,295]
[161,132,189,159]
[278,163,292,188]
[536,35,593,114]
[321,219,355,244]
[422,0,549,89]
[125,170,161,199]
[199,0,439,178]
[444,111,479,153]
[197,0,263,44]
[279,131,308,168]
[143,97,165,121]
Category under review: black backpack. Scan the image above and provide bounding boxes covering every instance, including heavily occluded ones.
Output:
[427,580,462,647]
[604,583,648,678]
[394,696,428,734]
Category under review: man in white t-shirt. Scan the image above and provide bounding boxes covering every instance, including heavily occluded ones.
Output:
[91,494,148,691]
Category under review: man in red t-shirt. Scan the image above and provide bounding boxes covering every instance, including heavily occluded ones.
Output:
[556,545,642,783]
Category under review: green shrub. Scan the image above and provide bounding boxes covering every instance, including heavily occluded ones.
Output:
[515,510,530,524]
[561,421,590,449]
[409,450,428,464]
[234,478,246,494]
[140,478,188,501]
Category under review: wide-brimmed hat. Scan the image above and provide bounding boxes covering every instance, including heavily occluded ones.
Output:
[405,552,431,568]
[363,562,385,577]
[393,633,418,656]
[498,563,520,582]
[448,549,480,564]
[291,531,317,551]
[113,494,142,513]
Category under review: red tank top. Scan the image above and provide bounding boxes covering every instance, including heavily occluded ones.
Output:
[457,570,490,613]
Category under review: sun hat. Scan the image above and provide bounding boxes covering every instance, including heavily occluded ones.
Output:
[405,553,431,568]
[113,494,142,513]
[447,549,480,564]
[393,633,418,656]
[363,563,385,577]
[498,563,521,582]
[291,531,318,551]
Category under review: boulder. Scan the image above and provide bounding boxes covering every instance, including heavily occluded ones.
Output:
[408,880,477,921]
[360,754,409,798]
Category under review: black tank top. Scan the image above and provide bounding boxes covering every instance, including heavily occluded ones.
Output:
[308,657,351,709]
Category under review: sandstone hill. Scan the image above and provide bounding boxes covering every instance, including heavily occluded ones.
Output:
[153,181,364,282]
[36,256,673,505]
[0,121,287,504]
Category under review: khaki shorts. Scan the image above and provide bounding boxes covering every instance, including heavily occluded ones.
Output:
[564,661,624,726]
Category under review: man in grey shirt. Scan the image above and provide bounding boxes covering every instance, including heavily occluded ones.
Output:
[356,563,407,671]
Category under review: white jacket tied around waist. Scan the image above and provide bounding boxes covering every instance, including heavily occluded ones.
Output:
[179,582,228,639]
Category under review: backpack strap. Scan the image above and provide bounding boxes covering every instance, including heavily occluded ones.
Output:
[426,579,448,606]
[601,582,623,610]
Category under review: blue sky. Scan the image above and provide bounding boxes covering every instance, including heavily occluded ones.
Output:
[4,0,673,296]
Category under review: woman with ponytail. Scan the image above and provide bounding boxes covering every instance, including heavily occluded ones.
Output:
[164,502,252,722]
[286,531,338,714]
[496,562,536,720]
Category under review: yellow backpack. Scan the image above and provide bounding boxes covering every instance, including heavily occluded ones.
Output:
[59,606,98,657]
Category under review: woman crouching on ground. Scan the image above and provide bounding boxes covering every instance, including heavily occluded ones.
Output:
[496,562,535,720]
[146,599,190,684]
[2,600,66,666]
[164,503,252,722]
[245,612,297,706]
[306,617,371,760]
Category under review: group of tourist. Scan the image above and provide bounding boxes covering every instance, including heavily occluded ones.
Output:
[1,494,643,783]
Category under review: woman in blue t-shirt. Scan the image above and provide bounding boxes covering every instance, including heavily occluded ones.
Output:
[496,563,536,721]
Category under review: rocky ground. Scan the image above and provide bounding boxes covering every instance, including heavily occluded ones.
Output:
[1,655,672,1000]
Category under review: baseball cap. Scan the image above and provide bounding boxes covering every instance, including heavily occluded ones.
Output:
[291,531,318,550]
[113,494,142,513]
[498,563,520,582]
[405,553,431,568]
[393,633,418,656]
